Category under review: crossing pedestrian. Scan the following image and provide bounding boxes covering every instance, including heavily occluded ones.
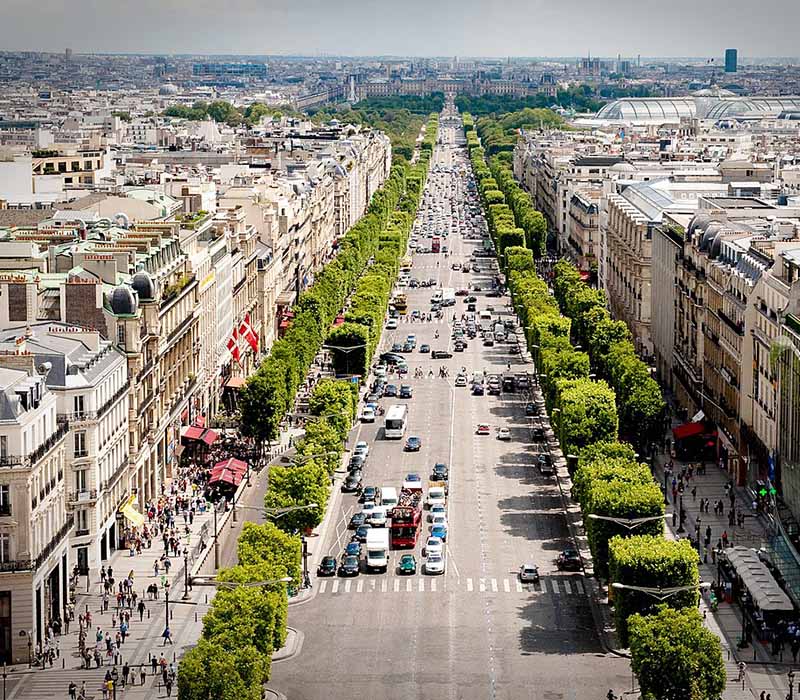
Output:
[68,681,77,699]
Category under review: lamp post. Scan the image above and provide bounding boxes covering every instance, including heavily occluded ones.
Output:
[663,470,669,505]
[301,535,310,588]
[587,513,670,530]
[182,547,191,601]
[2,662,7,700]
[677,494,686,534]
[164,579,171,625]
[611,581,711,602]
[789,669,795,700]
[25,631,31,669]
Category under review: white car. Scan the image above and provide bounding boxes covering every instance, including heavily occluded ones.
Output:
[368,507,387,528]
[497,427,511,440]
[423,536,444,558]
[354,441,370,458]
[361,502,377,519]
[455,374,467,387]
[426,553,446,575]
[361,407,376,423]
[386,318,398,330]
[374,365,387,379]
[428,504,447,522]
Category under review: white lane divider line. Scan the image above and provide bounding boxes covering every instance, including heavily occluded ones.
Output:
[394,578,400,593]
[467,578,474,592]
[356,579,364,593]
[319,580,328,594]
[503,579,510,593]
[344,580,352,593]
[332,580,339,594]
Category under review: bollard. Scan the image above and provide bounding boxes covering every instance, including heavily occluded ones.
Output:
[147,609,150,619]
[173,652,176,663]
[170,609,173,620]
[62,659,65,668]
[753,647,757,661]
[194,612,197,622]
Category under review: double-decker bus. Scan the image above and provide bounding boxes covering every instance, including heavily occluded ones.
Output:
[394,293,408,315]
[384,404,408,439]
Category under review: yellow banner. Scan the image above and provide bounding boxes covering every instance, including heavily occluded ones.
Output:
[120,494,145,527]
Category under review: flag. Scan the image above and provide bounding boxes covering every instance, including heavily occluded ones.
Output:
[239,313,259,353]
[227,327,241,365]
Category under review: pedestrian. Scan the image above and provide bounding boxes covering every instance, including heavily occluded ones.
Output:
[691,486,697,501]
[153,561,159,578]
[122,662,130,686]
[137,599,145,622]
[140,666,147,686]
[68,681,77,699]
[162,626,173,646]
[722,530,729,547]
[151,655,158,674]
[165,677,173,697]
[737,660,746,682]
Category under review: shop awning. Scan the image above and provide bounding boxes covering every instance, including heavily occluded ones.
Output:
[182,426,205,441]
[201,429,219,446]
[119,494,145,528]
[673,421,705,441]
[579,271,591,281]
[225,376,246,389]
[209,458,248,487]
[725,547,794,612]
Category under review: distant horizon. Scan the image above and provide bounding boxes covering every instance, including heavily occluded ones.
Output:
[1,0,798,58]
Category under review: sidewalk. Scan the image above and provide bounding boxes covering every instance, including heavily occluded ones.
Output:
[650,413,789,700]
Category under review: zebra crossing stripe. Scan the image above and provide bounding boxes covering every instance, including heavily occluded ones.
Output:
[406,579,412,592]
[356,580,363,593]
[418,578,425,592]
[381,579,387,593]
[344,580,352,593]
[515,579,523,593]
[467,578,474,592]
[549,579,558,594]
[332,580,339,594]
[320,580,328,593]
[491,578,498,592]
[563,580,572,595]
[431,579,437,592]
[479,578,486,592]
[503,579,510,593]
[394,579,400,593]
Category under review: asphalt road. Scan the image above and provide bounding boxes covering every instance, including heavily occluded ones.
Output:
[270,107,631,700]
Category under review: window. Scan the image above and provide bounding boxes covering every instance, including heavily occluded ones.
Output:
[73,395,85,418]
[0,486,9,516]
[117,326,125,347]
[76,509,88,534]
[75,469,87,492]
[57,162,66,173]
[71,161,80,171]
[0,534,9,563]
[74,431,87,458]
[0,437,6,459]
[83,160,92,171]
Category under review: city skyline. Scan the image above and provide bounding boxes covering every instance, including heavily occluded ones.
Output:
[1,0,799,58]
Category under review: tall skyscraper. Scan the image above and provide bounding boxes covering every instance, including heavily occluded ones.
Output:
[725,48,738,73]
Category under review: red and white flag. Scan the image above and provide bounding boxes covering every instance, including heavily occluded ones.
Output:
[239,313,259,353]
[227,327,241,365]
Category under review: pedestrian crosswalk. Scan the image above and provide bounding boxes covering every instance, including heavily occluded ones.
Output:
[315,575,586,597]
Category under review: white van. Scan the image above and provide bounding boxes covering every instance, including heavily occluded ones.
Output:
[479,309,492,321]
[426,485,447,509]
[379,486,398,509]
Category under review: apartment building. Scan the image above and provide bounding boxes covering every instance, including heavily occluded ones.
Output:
[0,347,70,664]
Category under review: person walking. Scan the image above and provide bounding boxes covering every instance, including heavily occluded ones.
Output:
[68,681,77,699]
[737,660,747,683]
[140,666,147,686]
[137,599,146,622]
[162,626,173,646]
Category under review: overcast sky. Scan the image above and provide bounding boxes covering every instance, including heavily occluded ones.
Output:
[1,0,798,59]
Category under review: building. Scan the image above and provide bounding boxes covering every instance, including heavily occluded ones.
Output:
[0,346,70,664]
[725,49,738,74]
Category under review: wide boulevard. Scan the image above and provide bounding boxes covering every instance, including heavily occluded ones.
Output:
[270,107,631,700]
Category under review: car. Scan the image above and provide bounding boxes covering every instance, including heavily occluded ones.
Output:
[454,341,466,352]
[399,385,413,399]
[374,365,387,379]
[455,289,469,296]
[476,424,490,435]
[426,553,446,575]
[360,486,377,504]
[380,352,405,365]
[361,407,376,423]
[509,345,521,355]
[348,454,366,471]
[386,318,398,330]
[402,342,414,353]
[317,556,337,576]
[345,541,362,558]
[342,472,362,492]
[391,343,403,353]
[338,555,360,577]
[472,383,484,396]
[384,384,398,397]
[431,350,453,359]
[428,505,447,523]
[360,501,377,518]
[349,512,367,529]
[399,554,417,575]
[483,336,494,347]
[354,441,369,458]
[467,303,477,312]
[353,526,370,543]
[368,507,388,527]
[430,525,448,542]
[465,295,477,303]
[519,563,540,583]
[406,334,416,347]
[497,427,511,440]
[404,472,422,485]
[405,436,422,452]
[423,536,444,558]
[525,402,537,416]
[532,425,546,441]
[432,463,449,480]
[538,453,555,476]
[454,374,467,387]
[419,344,431,353]
[557,548,582,571]
[487,289,503,298]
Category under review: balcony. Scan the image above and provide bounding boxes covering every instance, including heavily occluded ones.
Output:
[34,514,74,570]
[719,309,744,337]
[0,559,34,573]
[29,420,70,466]
[67,489,97,504]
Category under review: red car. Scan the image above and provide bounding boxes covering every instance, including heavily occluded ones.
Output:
[476,424,490,435]
[455,289,469,296]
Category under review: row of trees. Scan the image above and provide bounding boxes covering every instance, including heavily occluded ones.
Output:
[164,100,295,126]
[177,521,301,700]
[464,114,725,700]
[552,260,665,450]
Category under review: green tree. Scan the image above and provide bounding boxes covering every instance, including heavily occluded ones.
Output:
[326,323,371,378]
[263,463,329,532]
[629,607,726,700]
[609,535,699,646]
[178,638,267,700]
[238,364,287,445]
[237,521,302,585]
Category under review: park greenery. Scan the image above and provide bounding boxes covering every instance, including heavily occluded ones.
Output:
[464,112,723,689]
[163,100,297,126]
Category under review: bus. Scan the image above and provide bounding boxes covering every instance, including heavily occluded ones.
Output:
[442,288,456,307]
[384,404,408,439]
[400,256,413,273]
[431,236,441,253]
[394,293,408,315]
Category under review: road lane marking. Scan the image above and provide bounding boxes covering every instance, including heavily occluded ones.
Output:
[549,579,559,594]
[479,578,486,592]
[418,579,425,592]
[563,580,572,594]
[332,580,339,594]
[503,579,510,593]
[406,579,412,592]
[319,580,327,593]
[381,579,387,592]
[356,580,363,593]
[467,578,473,592]
[515,579,523,593]
[344,580,352,593]
[491,578,498,592]
[576,579,585,594]
[394,579,400,592]
[431,579,437,592]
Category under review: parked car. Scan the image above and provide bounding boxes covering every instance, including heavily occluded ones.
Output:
[348,512,367,529]
[317,556,337,577]
[557,549,582,572]
[538,453,555,476]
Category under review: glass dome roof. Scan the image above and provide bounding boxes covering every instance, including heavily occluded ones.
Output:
[595,98,696,122]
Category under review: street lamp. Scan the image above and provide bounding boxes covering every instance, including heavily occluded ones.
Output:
[191,575,292,590]
[164,579,171,624]
[677,493,686,534]
[789,669,795,700]
[587,513,669,530]
[2,662,7,700]
[263,502,319,520]
[182,547,191,601]
[611,581,711,602]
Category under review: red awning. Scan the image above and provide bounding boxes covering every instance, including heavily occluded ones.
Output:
[225,376,246,389]
[673,422,705,441]
[209,458,248,487]
[579,271,591,281]
[182,426,205,441]
[279,320,291,329]
[193,416,206,428]
[201,429,219,446]
[212,458,248,475]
